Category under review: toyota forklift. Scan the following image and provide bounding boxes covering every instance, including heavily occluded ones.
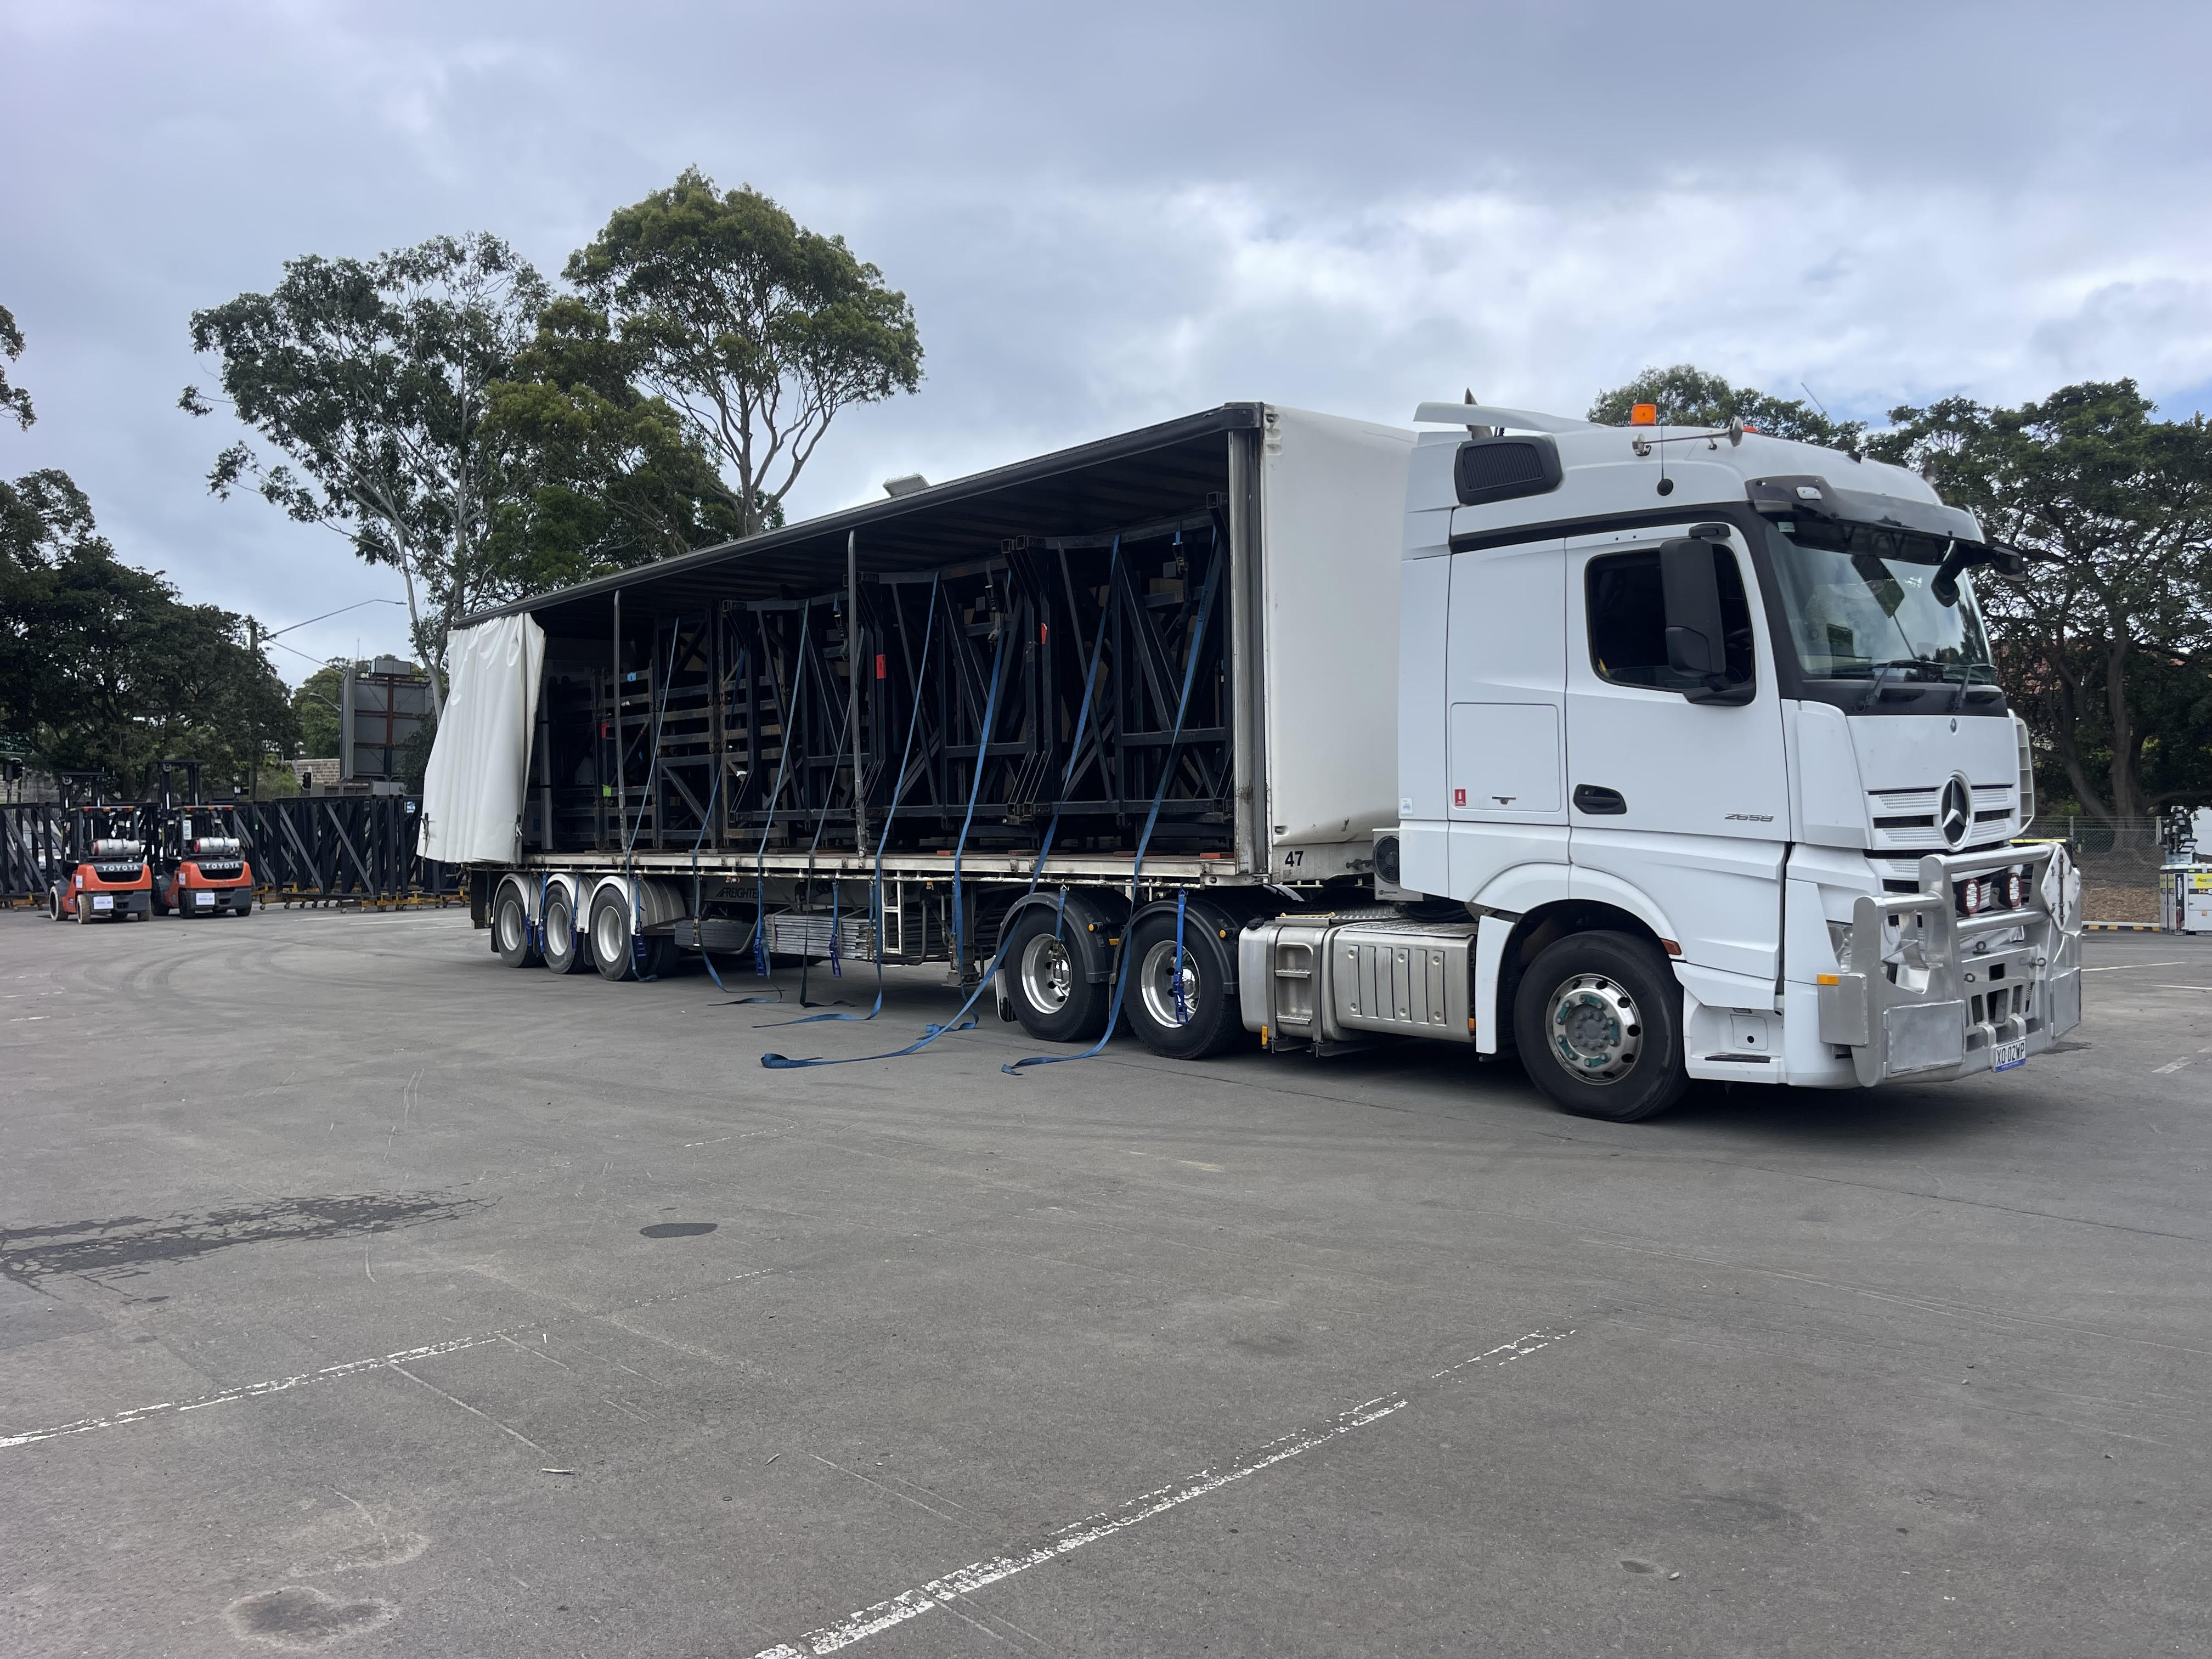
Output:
[150,759,256,917]
[46,772,154,923]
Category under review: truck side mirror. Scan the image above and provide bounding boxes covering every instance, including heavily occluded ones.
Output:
[1661,538,1724,677]
[1660,538,1750,705]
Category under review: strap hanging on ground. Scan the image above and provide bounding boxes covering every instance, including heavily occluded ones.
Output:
[758,574,939,1029]
[1003,532,1221,1076]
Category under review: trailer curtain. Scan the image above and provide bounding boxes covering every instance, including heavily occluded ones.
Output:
[418,614,545,866]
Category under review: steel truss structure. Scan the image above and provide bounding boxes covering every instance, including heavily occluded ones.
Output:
[532,511,1233,861]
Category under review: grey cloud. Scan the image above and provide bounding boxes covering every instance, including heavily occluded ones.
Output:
[4,1,2209,675]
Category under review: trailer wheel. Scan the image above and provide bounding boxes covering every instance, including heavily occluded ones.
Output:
[1123,910,1244,1059]
[1002,906,1108,1042]
[542,887,591,974]
[588,886,671,981]
[493,881,540,968]
[1512,930,1689,1122]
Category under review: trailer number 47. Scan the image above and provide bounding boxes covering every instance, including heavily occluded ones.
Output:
[1280,849,1304,868]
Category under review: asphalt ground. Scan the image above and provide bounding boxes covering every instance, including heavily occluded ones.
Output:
[1,906,2206,1658]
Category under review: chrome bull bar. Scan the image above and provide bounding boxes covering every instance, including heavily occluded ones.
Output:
[1817,842,2083,1087]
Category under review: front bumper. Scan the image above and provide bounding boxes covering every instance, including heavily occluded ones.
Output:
[1817,844,2082,1086]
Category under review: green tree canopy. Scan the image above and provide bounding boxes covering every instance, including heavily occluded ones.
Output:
[1869,382,2212,821]
[183,233,551,713]
[480,297,745,597]
[1589,364,1863,449]
[0,302,33,430]
[566,168,922,538]
[2,471,296,795]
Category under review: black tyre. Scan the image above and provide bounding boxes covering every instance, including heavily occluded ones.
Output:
[1512,929,1688,1122]
[590,885,664,981]
[49,883,65,922]
[1122,906,1245,1059]
[151,882,171,917]
[493,881,540,968]
[1001,904,1108,1042]
[542,886,592,974]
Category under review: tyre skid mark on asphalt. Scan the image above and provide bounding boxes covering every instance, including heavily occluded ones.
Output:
[0,1268,773,1452]
[747,1328,1572,1659]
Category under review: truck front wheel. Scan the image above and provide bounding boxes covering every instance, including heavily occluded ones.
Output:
[1123,909,1244,1059]
[1512,930,1689,1122]
[1002,906,1108,1042]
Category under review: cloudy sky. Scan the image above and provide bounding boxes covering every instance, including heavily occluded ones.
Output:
[5,0,2209,678]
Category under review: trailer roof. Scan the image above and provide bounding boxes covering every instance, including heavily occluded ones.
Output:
[466,402,1265,638]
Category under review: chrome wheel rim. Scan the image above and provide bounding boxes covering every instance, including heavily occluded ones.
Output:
[497,898,526,955]
[1544,972,1643,1083]
[592,901,628,968]
[1019,933,1074,1014]
[546,898,573,960]
[1137,939,1199,1029]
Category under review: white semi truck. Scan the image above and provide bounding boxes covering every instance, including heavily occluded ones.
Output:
[425,399,2080,1120]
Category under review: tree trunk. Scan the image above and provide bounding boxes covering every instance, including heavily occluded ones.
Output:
[2103,630,2141,820]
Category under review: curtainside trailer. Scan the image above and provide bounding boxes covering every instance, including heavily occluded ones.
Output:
[425,398,2082,1120]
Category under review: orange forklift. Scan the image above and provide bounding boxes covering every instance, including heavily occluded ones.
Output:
[46,774,154,923]
[150,760,256,918]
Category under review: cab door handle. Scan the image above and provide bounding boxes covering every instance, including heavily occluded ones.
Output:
[1572,785,1627,815]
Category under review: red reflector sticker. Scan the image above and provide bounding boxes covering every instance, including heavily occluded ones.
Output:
[1454,788,1466,807]
[875,653,887,679]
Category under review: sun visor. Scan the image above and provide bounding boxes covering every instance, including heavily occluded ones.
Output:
[419,614,545,866]
[1746,475,1982,544]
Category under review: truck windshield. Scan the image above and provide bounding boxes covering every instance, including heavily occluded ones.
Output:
[1762,521,1996,683]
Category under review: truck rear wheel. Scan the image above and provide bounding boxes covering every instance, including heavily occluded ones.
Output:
[493,881,540,968]
[1512,930,1689,1122]
[1002,906,1108,1042]
[542,888,591,973]
[1123,909,1244,1059]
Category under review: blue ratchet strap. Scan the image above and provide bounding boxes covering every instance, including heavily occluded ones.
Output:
[1026,535,1119,937]
[791,687,856,1012]
[751,602,809,980]
[690,760,728,993]
[760,575,939,1028]
[1172,887,1190,1026]
[623,619,677,981]
[760,593,1016,1068]
[950,619,1009,972]
[1003,543,1220,1075]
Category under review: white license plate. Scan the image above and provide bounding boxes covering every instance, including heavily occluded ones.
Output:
[1991,1037,2028,1072]
[91,894,113,911]
[195,891,216,906]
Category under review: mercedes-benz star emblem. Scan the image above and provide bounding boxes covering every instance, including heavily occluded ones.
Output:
[1939,776,1973,849]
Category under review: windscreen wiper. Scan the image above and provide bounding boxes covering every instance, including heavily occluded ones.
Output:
[1856,658,1926,711]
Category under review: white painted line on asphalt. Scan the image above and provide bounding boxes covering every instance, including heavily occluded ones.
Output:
[747,1329,1572,1659]
[0,1330,511,1450]
[0,1267,775,1454]
[2153,1059,2192,1075]
[2082,962,2187,972]
[2151,985,2212,992]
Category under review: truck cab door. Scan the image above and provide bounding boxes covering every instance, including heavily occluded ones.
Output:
[1444,535,1568,902]
[1563,525,1788,985]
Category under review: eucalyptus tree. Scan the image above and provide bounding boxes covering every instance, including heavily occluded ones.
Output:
[566,168,923,538]
[1871,383,2212,821]
[1589,364,1864,449]
[183,234,549,713]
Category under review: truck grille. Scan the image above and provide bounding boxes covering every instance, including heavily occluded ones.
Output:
[1867,783,2015,854]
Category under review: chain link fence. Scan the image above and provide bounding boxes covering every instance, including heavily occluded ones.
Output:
[2051,817,2166,924]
